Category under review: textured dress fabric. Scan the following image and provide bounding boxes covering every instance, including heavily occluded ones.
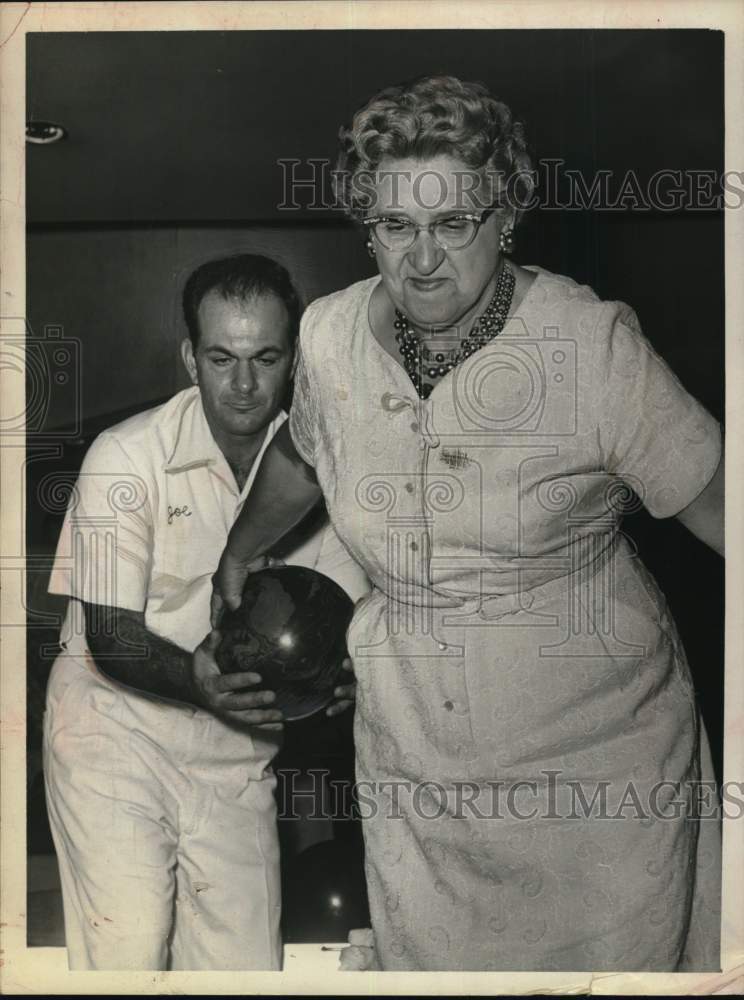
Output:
[289,267,722,971]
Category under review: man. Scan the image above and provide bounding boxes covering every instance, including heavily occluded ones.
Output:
[44,253,368,970]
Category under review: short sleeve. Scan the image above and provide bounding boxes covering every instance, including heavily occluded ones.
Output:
[595,305,722,518]
[288,329,319,466]
[48,431,153,611]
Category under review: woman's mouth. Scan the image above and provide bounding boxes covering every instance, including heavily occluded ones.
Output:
[407,277,450,293]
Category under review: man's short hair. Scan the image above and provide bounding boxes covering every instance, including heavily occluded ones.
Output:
[182,253,303,348]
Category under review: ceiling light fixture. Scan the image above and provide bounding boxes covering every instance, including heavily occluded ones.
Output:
[26,121,67,144]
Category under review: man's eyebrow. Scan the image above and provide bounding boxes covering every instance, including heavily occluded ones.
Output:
[203,344,284,358]
[204,344,235,355]
[253,345,284,356]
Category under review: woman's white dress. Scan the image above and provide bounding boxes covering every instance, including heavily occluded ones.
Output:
[289,268,722,971]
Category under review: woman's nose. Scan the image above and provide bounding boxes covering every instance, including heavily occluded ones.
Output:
[407,229,444,274]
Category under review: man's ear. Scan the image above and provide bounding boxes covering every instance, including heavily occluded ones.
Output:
[181,338,198,385]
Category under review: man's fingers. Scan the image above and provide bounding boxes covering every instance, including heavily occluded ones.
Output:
[333,683,355,699]
[219,689,278,711]
[326,698,353,717]
[211,670,263,693]
[324,678,357,716]
[221,707,284,725]
[341,656,355,674]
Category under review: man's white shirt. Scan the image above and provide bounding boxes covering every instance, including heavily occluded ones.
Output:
[49,386,369,660]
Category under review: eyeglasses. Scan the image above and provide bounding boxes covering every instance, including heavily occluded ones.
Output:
[362,209,496,252]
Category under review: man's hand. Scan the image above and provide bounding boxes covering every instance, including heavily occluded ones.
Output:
[191,629,283,726]
[325,656,356,717]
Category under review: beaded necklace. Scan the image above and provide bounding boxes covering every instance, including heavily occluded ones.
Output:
[393,261,516,400]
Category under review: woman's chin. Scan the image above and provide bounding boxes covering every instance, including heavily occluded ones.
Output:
[401,301,462,331]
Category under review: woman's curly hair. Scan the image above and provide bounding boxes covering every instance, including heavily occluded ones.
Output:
[334,75,535,222]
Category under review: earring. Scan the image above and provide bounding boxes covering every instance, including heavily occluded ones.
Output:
[499,228,514,255]
[365,239,376,258]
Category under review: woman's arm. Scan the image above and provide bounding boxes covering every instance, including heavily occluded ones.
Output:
[214,421,323,613]
[675,453,725,556]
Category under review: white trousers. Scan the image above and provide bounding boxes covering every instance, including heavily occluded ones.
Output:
[43,655,282,970]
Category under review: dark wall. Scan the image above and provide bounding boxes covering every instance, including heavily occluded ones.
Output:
[26,210,723,434]
[26,30,724,429]
[26,225,374,428]
[27,30,723,224]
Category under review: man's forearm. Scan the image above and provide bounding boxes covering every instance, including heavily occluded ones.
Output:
[83,601,199,706]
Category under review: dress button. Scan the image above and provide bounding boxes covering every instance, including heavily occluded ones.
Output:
[443,700,454,711]
[410,422,419,432]
[405,482,414,493]
[438,642,448,650]
[410,541,418,551]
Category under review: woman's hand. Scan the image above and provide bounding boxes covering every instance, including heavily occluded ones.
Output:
[339,928,379,970]
[325,656,357,717]
[210,553,284,628]
[675,452,725,557]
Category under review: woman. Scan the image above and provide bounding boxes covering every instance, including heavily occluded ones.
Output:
[214,76,724,971]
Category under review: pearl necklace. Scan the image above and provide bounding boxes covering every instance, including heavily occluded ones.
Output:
[393,261,516,400]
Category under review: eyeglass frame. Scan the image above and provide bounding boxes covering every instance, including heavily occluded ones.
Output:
[362,208,498,252]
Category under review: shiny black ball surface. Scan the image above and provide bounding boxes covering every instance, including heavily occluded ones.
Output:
[216,565,354,721]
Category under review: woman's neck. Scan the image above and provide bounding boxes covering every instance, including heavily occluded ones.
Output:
[368,261,536,366]
[405,264,504,343]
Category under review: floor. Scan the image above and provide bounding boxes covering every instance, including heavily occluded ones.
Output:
[27,853,65,947]
[25,853,351,974]
[27,830,369,952]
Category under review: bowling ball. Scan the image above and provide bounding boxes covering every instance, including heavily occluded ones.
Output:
[215,565,355,721]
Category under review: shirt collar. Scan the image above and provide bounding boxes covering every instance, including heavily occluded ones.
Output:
[164,387,222,472]
[164,387,287,499]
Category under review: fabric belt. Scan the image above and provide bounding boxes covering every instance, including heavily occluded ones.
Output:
[376,534,625,619]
